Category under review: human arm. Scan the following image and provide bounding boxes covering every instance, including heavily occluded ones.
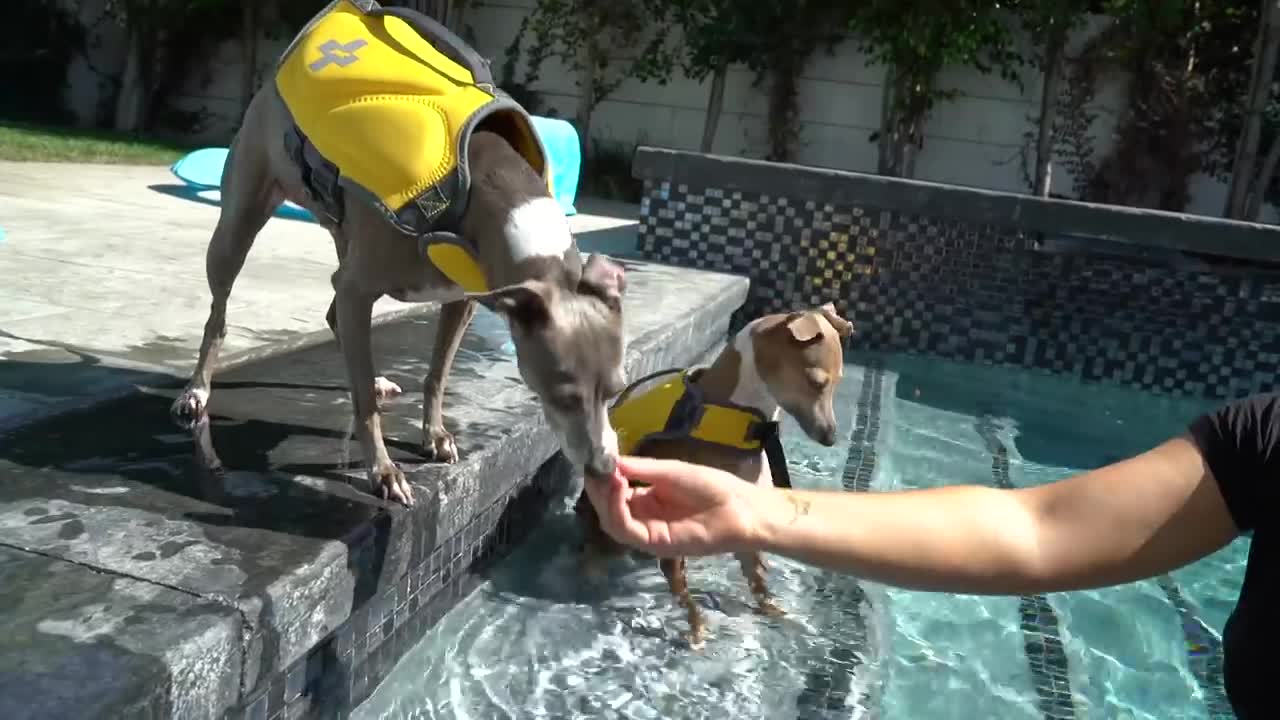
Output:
[593,393,1274,595]
[751,435,1237,594]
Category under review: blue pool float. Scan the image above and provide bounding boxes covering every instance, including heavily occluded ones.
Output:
[529,115,581,216]
[170,148,315,222]
[168,115,582,221]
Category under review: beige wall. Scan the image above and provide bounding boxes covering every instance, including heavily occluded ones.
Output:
[60,0,1273,221]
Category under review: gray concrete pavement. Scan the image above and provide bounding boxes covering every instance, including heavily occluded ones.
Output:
[0,161,638,429]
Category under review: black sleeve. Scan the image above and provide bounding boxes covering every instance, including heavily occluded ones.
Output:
[1188,392,1280,533]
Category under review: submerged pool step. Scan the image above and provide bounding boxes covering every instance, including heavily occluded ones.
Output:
[794,363,886,720]
[975,417,1077,720]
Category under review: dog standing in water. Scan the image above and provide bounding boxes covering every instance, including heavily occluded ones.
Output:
[169,0,628,505]
[577,303,854,647]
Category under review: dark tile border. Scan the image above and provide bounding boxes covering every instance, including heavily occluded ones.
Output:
[228,453,574,720]
[793,364,884,719]
[975,416,1076,720]
[1154,575,1233,719]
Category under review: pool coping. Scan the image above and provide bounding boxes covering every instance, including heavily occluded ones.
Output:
[631,146,1280,265]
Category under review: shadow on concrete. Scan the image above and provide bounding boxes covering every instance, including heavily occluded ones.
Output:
[146,183,316,223]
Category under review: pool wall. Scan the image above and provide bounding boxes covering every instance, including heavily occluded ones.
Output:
[632,147,1280,400]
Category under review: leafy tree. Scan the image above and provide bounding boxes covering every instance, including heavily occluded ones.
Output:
[103,0,240,132]
[1072,0,1257,211]
[849,1,1026,178]
[518,0,677,161]
[663,0,749,153]
[1018,0,1092,197]
[1224,0,1280,219]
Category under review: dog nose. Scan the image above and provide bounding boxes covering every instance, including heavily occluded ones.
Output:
[585,452,617,480]
[817,424,838,447]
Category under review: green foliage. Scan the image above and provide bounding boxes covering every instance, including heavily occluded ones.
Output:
[851,1,1026,120]
[0,0,86,124]
[664,0,747,81]
[521,0,678,108]
[1053,0,1261,209]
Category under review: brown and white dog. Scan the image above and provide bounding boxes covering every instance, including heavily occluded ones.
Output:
[168,68,627,506]
[576,303,853,648]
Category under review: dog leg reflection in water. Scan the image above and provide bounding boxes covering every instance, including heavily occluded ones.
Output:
[577,303,854,648]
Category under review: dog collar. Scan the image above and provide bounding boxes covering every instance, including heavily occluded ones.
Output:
[610,368,779,457]
[420,232,489,293]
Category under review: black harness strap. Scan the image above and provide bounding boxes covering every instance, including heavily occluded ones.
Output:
[761,423,792,489]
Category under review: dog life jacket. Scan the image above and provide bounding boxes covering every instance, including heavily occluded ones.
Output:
[609,369,792,488]
[274,0,549,292]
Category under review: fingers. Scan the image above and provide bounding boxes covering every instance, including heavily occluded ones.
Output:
[584,470,648,547]
[615,455,700,484]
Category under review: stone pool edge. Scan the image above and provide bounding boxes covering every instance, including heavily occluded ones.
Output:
[0,303,437,438]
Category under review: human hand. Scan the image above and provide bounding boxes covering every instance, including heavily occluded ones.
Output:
[583,455,765,557]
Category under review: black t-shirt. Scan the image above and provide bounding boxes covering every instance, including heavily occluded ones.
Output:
[1188,392,1280,720]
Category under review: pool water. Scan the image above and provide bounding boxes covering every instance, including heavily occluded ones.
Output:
[353,354,1248,720]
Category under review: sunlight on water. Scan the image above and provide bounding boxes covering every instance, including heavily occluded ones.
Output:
[355,354,1247,720]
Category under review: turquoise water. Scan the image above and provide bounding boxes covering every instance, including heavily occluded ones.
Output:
[878,354,1245,720]
[354,355,1248,719]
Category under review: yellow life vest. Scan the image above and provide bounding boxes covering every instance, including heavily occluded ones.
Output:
[274,0,549,292]
[610,369,780,458]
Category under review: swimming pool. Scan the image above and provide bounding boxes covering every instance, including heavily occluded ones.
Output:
[352,354,1247,720]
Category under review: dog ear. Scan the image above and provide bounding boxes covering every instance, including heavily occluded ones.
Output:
[578,254,626,311]
[784,312,824,344]
[818,302,854,338]
[469,280,552,327]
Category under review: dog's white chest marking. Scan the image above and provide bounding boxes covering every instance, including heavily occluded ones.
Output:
[505,197,573,263]
[729,322,780,421]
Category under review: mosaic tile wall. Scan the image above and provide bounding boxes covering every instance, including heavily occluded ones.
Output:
[636,178,1280,400]
[227,453,572,720]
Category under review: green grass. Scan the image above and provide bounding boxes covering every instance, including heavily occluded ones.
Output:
[0,121,195,164]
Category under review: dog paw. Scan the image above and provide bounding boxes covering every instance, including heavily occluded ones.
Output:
[370,461,414,506]
[423,425,460,463]
[374,376,402,399]
[756,599,786,618]
[170,387,209,429]
[686,629,707,651]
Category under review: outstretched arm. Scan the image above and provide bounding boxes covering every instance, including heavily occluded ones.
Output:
[594,431,1245,595]
[750,435,1239,594]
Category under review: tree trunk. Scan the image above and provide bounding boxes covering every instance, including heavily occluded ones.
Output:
[575,41,597,163]
[876,64,897,174]
[1034,20,1067,197]
[700,59,728,153]
[1226,0,1280,218]
[239,2,260,117]
[113,26,147,132]
[1246,135,1280,219]
[901,115,919,179]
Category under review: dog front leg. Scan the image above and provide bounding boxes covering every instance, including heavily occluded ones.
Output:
[334,285,414,506]
[737,551,784,617]
[325,295,402,400]
[421,298,476,463]
[660,556,707,650]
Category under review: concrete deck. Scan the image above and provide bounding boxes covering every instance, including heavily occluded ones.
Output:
[0,161,639,431]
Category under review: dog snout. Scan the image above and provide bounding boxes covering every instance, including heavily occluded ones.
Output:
[816,424,838,447]
[585,451,617,481]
